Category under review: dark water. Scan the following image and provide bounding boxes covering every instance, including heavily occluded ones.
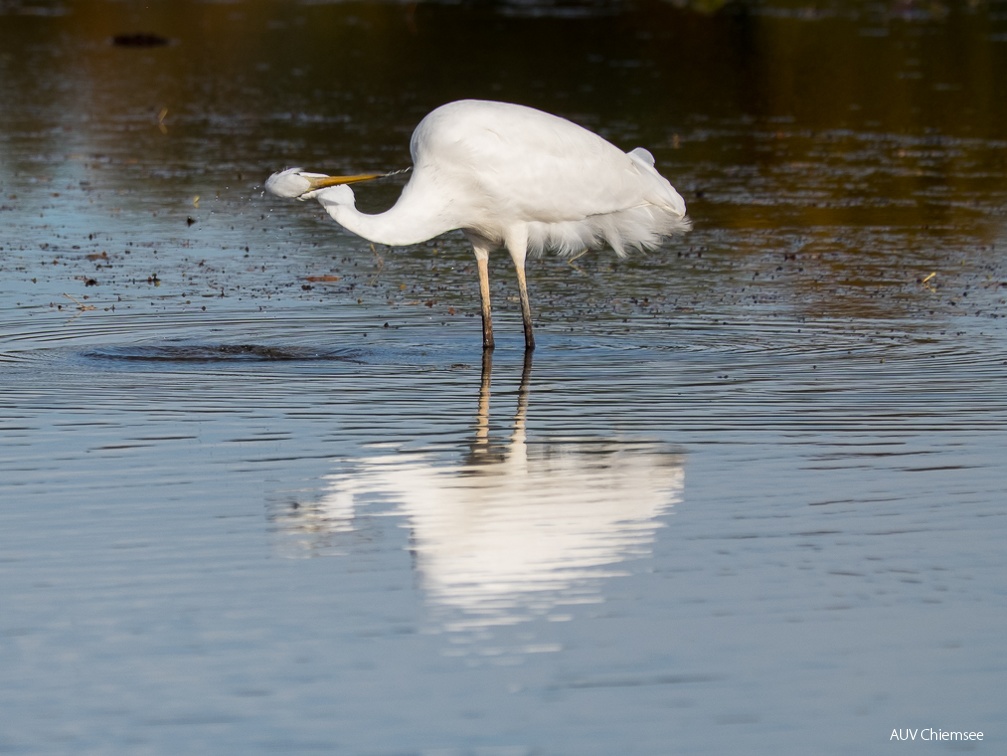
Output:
[2,1,1006,753]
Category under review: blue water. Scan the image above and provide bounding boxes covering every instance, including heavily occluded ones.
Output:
[2,304,1004,754]
[2,1,1006,753]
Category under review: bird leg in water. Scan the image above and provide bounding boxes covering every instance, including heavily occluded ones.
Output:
[476,256,494,350]
[514,264,536,351]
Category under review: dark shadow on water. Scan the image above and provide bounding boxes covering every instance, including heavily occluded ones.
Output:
[80,344,368,363]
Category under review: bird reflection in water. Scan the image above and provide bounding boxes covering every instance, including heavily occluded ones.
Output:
[273,355,684,631]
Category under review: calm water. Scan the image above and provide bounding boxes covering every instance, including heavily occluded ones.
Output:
[1,1,1006,753]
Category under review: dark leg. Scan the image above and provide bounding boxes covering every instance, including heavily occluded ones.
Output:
[476,255,495,351]
[514,263,535,351]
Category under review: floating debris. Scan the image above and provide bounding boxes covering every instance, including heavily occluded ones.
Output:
[111,33,170,48]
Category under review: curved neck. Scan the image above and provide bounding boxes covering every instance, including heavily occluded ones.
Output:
[319,184,457,247]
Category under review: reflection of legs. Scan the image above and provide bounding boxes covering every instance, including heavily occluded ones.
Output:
[512,351,533,443]
[471,349,532,457]
[474,350,493,453]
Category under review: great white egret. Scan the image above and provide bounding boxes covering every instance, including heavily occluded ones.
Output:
[265,99,690,351]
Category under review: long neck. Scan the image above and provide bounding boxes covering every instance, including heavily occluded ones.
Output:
[319,182,457,247]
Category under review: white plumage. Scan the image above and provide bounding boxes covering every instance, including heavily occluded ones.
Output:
[266,99,690,350]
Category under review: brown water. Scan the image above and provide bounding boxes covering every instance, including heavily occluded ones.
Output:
[1,1,1006,754]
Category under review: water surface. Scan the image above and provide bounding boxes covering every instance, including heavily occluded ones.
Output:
[1,1,1006,753]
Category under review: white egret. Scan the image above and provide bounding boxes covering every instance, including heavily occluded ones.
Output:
[265,99,690,351]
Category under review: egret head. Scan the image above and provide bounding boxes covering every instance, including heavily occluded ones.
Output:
[265,168,318,199]
[265,168,385,201]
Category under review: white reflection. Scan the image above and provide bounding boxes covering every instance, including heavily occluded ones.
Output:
[280,354,684,630]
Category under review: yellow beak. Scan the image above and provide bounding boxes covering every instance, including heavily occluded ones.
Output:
[305,173,387,190]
